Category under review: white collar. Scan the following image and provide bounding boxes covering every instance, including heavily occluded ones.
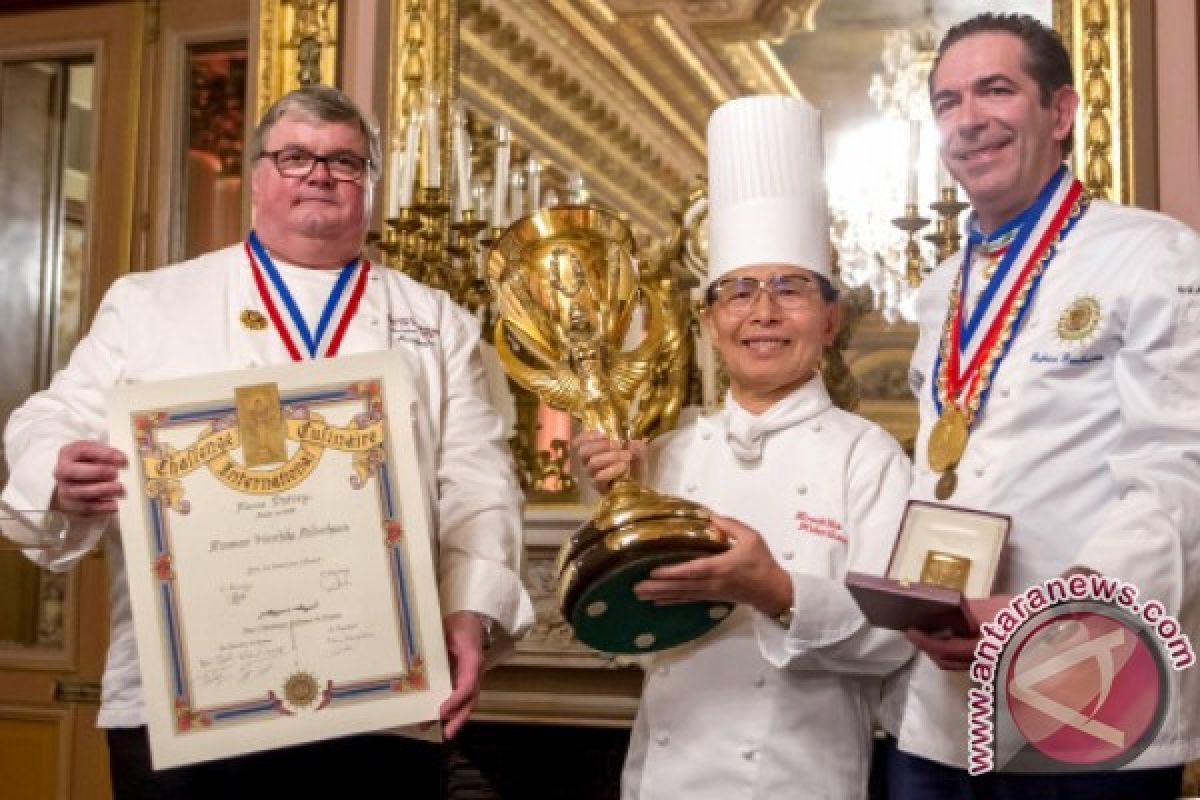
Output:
[717,376,832,463]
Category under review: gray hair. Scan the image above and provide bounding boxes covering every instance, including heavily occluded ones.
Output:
[248,85,382,182]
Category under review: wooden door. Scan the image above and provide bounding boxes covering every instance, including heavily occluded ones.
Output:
[0,5,145,798]
[0,2,248,797]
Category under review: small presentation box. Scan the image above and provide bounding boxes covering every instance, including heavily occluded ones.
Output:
[846,501,1009,636]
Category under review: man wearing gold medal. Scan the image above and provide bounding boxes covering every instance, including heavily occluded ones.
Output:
[1,86,533,798]
[882,13,1200,799]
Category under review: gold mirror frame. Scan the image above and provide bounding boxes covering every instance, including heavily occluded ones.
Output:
[253,0,341,120]
[1056,0,1137,205]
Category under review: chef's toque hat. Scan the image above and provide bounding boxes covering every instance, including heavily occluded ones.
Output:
[706,95,831,284]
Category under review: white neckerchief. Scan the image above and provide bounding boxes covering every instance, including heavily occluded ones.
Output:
[721,377,831,463]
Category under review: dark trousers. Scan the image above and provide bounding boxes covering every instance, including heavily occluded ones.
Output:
[107,726,444,799]
[883,736,1183,800]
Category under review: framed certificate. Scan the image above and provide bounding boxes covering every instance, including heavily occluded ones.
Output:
[108,351,450,768]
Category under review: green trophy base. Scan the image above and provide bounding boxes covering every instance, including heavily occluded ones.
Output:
[556,481,734,654]
[566,551,734,654]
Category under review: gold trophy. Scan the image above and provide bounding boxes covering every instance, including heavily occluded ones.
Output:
[487,206,733,654]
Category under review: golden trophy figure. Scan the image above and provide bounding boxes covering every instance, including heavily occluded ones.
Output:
[487,206,733,654]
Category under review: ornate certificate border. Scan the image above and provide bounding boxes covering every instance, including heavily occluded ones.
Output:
[109,351,450,768]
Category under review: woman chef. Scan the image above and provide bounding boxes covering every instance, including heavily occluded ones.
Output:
[578,95,914,800]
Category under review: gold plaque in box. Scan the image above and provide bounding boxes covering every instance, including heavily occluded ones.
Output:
[235,383,287,467]
[845,501,1010,634]
[920,549,972,592]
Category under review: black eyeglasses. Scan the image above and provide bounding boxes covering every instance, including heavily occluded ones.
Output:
[259,147,371,181]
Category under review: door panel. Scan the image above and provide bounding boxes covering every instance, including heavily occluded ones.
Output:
[0,5,140,800]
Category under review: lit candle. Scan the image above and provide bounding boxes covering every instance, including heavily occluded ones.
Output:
[567,169,586,204]
[509,171,525,222]
[526,157,541,209]
[451,104,472,218]
[906,119,921,205]
[388,140,405,217]
[472,177,488,221]
[937,156,955,192]
[399,107,421,208]
[422,88,441,189]
[491,120,511,228]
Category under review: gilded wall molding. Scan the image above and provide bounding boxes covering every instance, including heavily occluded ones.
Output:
[255,0,339,120]
[460,7,697,235]
[713,39,798,96]
[459,41,676,233]
[1056,0,1130,202]
[542,0,710,154]
[386,0,457,194]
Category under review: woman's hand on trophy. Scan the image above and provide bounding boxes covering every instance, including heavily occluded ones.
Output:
[634,515,793,617]
[574,431,646,493]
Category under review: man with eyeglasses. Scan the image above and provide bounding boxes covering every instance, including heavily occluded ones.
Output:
[1,85,532,798]
[577,95,912,800]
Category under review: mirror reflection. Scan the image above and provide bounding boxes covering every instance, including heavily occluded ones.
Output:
[181,43,247,261]
[0,58,94,649]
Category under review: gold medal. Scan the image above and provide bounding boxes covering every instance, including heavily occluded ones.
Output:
[927,405,968,473]
[240,309,268,330]
[935,468,957,501]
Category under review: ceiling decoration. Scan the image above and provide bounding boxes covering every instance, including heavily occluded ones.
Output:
[460,0,817,236]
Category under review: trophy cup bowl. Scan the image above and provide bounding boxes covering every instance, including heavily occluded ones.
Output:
[487,206,733,654]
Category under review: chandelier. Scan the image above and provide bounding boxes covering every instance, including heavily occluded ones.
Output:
[827,29,966,324]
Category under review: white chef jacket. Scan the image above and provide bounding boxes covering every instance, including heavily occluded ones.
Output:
[884,199,1200,769]
[622,377,913,800]
[1,243,535,728]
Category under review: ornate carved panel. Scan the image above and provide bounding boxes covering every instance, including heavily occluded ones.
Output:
[255,0,339,119]
[1056,0,1134,203]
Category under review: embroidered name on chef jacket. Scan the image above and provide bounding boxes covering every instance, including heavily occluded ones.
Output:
[389,316,440,347]
[795,512,847,544]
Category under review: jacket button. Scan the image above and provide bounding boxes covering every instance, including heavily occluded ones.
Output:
[796,484,808,495]
[700,430,712,441]
[742,748,758,761]
[811,423,822,433]
[656,732,670,747]
[974,465,985,478]
[685,483,698,493]
[753,675,766,688]
[780,550,794,561]
[998,386,1010,398]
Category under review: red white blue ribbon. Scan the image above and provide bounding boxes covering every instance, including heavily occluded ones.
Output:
[933,166,1087,418]
[245,230,370,361]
